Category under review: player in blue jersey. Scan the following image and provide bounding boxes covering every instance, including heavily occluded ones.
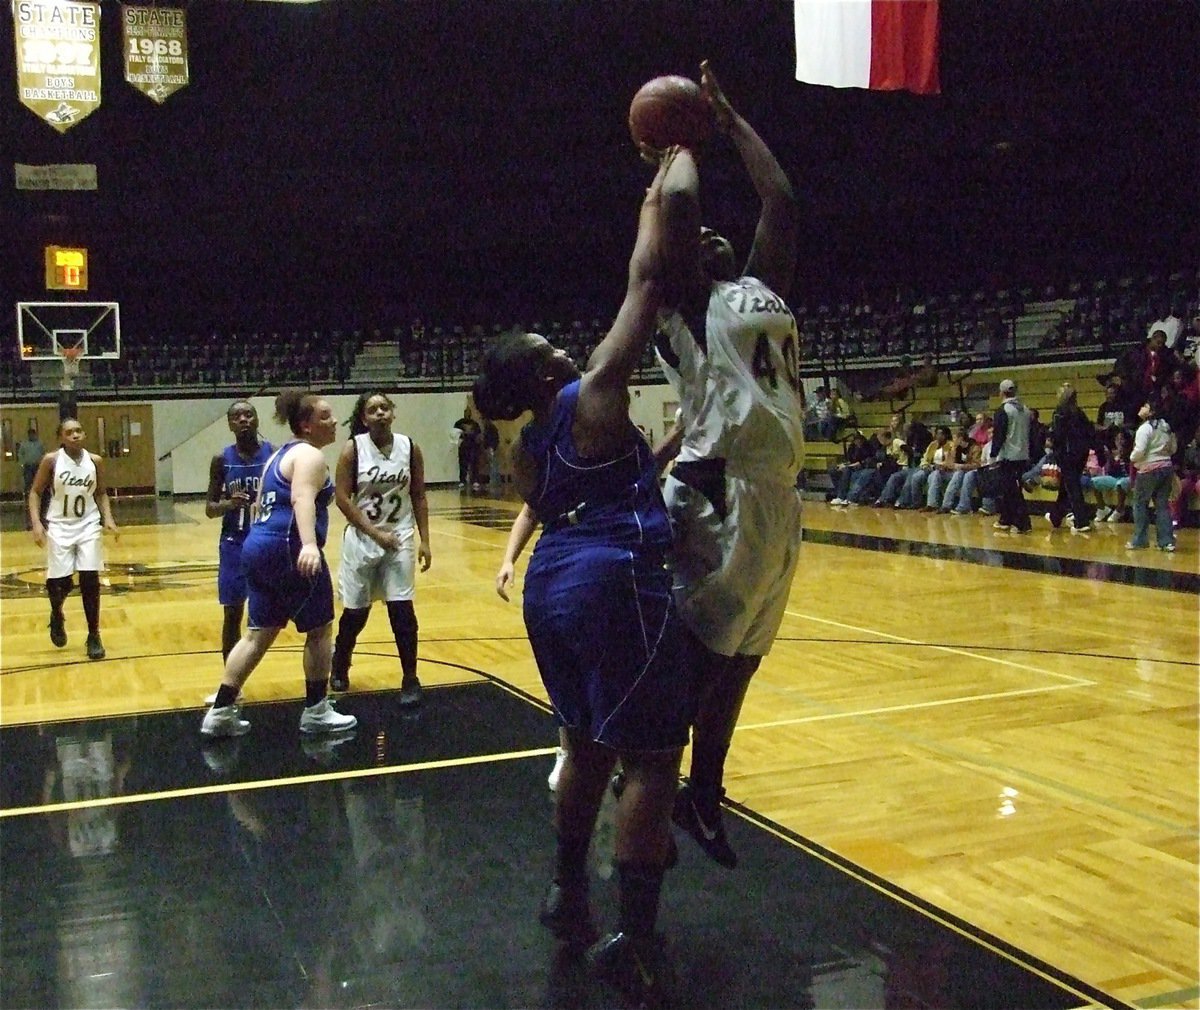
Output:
[205,400,274,664]
[473,150,691,1007]
[201,390,356,739]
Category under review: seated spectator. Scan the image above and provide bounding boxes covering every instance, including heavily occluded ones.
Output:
[901,425,952,510]
[1027,408,1048,464]
[939,428,984,514]
[1023,435,1057,492]
[805,387,837,441]
[872,425,919,507]
[830,388,855,438]
[968,411,993,447]
[878,353,938,401]
[835,430,895,505]
[1095,383,1130,442]
[828,431,875,505]
[923,425,961,511]
[1170,428,1200,528]
[1091,429,1132,522]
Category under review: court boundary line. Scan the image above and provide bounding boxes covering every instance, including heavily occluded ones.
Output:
[727,802,1140,1010]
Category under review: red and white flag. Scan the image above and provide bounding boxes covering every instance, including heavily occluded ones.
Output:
[794,0,940,95]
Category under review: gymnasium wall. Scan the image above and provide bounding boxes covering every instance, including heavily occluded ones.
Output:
[3,385,680,497]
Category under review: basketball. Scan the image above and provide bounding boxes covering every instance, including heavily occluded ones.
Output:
[628,75,712,150]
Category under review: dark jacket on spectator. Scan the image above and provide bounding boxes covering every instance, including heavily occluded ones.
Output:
[1050,403,1095,469]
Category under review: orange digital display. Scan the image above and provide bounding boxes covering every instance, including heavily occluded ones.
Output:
[44,246,88,291]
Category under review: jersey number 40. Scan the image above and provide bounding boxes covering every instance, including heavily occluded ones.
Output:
[751,333,800,391]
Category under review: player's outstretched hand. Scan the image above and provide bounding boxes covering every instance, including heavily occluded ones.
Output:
[700,60,734,134]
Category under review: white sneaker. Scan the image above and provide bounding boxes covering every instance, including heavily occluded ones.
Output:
[547,747,567,791]
[300,697,358,734]
[1094,507,1111,522]
[204,688,244,706]
[201,704,251,737]
[1105,510,1121,522]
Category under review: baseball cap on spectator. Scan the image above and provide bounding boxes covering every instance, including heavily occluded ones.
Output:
[999,379,1017,394]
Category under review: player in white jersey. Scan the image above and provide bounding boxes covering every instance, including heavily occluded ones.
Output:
[27,417,119,660]
[331,391,432,705]
[653,62,803,869]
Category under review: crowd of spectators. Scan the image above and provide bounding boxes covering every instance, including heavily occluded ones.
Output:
[1,267,1195,404]
[824,317,1200,530]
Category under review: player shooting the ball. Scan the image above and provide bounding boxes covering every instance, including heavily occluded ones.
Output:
[650,61,805,870]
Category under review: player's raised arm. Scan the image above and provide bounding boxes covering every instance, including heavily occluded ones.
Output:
[576,150,675,443]
[701,61,797,299]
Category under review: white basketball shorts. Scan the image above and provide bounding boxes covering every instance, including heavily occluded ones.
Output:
[338,526,415,609]
[663,470,802,658]
[46,521,104,579]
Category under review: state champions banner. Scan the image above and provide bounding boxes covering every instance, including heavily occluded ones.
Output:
[122,5,188,104]
[13,0,102,132]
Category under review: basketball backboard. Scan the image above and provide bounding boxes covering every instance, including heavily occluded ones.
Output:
[16,302,121,360]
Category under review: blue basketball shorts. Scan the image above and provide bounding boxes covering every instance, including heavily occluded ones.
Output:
[523,545,696,752]
[217,536,249,607]
[242,535,334,633]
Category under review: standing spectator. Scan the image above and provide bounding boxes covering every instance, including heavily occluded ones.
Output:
[482,418,501,490]
[27,418,119,660]
[16,426,45,530]
[1126,400,1177,551]
[991,379,1032,533]
[1112,327,1180,409]
[1047,383,1097,531]
[453,407,482,490]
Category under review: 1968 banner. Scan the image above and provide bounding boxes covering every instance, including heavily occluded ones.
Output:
[122,4,188,104]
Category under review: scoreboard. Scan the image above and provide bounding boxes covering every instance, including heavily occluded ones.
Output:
[44,246,89,291]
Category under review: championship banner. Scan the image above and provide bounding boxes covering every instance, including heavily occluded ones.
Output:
[13,0,102,132]
[122,5,188,104]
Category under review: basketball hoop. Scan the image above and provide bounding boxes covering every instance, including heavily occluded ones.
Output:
[60,346,82,390]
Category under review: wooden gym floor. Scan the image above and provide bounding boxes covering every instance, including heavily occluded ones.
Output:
[0,489,1195,1009]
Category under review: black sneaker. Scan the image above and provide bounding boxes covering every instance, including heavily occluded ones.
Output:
[49,613,67,648]
[329,665,349,693]
[672,784,737,869]
[399,676,423,707]
[538,878,597,950]
[85,633,105,660]
[586,931,675,1009]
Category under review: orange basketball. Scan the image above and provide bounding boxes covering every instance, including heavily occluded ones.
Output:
[628,75,712,150]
